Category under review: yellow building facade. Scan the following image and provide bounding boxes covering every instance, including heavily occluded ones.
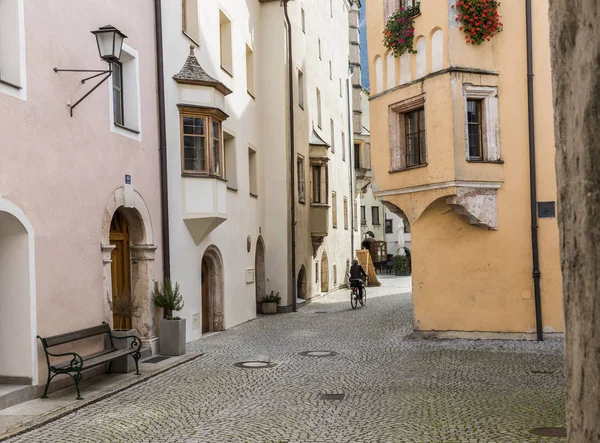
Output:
[366,0,563,337]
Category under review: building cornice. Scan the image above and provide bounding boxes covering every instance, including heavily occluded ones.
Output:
[369,67,499,101]
[373,180,503,197]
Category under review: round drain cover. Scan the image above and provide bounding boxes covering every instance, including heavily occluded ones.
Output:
[233,361,278,369]
[530,427,566,437]
[299,350,338,357]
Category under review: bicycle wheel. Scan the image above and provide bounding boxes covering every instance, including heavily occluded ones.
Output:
[360,287,366,306]
[351,290,358,309]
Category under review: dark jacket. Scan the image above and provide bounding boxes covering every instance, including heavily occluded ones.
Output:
[350,263,367,280]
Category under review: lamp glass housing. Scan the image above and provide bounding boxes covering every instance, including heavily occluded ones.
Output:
[92,25,127,63]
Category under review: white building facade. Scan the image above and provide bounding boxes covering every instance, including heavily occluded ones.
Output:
[161,0,360,341]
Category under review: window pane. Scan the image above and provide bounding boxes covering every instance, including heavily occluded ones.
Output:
[183,135,206,171]
[212,121,220,176]
[406,133,420,166]
[113,91,123,125]
[467,100,482,159]
[312,166,320,203]
[467,100,479,123]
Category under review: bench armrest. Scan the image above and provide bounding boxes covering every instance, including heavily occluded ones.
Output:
[46,350,84,371]
[108,332,142,353]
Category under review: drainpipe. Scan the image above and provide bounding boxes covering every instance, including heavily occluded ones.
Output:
[282,0,297,312]
[154,0,171,280]
[526,0,542,341]
[346,67,355,260]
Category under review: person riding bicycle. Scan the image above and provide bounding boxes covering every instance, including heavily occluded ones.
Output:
[349,259,367,301]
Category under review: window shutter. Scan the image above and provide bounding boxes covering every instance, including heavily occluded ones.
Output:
[321,165,328,204]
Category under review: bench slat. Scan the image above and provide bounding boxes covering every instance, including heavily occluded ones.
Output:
[52,348,135,370]
[43,324,111,347]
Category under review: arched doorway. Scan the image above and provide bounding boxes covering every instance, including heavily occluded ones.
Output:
[297,266,307,300]
[0,202,35,385]
[255,237,266,314]
[201,246,224,333]
[109,210,132,330]
[320,251,329,293]
[101,187,156,346]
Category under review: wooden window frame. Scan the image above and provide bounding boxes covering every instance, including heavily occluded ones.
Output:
[311,162,328,205]
[361,205,367,225]
[385,219,393,233]
[467,99,483,161]
[343,196,349,230]
[332,191,337,228]
[405,107,426,167]
[112,61,124,126]
[179,106,226,178]
[371,206,381,226]
[297,155,306,204]
[389,94,427,172]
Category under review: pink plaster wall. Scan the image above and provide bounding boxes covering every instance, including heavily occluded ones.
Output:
[0,1,163,381]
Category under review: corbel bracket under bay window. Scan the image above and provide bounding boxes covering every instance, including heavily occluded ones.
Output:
[446,185,501,231]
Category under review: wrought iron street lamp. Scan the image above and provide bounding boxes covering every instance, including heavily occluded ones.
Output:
[54,25,128,117]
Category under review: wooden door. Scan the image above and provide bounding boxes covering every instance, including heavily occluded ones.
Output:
[201,259,210,333]
[110,211,132,330]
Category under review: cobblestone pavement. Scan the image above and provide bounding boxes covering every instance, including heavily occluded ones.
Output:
[5,277,565,442]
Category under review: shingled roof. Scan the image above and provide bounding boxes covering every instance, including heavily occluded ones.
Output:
[173,46,232,96]
[309,128,330,147]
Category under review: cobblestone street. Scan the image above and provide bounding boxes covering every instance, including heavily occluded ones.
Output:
[4,277,565,442]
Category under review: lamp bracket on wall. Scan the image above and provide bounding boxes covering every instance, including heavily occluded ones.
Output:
[53,67,112,117]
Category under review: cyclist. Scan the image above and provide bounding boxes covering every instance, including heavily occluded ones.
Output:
[349,259,367,301]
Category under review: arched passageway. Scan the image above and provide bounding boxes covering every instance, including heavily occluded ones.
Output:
[320,251,329,293]
[255,237,266,314]
[201,246,225,333]
[0,204,35,384]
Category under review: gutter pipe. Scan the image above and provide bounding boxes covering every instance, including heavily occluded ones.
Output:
[282,0,297,312]
[346,67,355,260]
[526,0,543,341]
[154,0,171,279]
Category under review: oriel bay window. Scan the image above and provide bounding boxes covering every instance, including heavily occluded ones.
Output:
[180,107,226,177]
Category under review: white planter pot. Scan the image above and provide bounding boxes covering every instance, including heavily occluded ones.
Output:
[159,318,186,356]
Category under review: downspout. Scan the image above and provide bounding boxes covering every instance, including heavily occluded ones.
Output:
[346,67,355,259]
[526,0,542,341]
[154,0,171,279]
[282,0,297,312]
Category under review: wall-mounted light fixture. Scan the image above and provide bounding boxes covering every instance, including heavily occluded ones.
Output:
[54,25,127,117]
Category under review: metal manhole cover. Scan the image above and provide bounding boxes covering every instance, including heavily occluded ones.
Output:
[314,311,329,314]
[233,361,278,369]
[143,356,171,364]
[530,427,566,437]
[299,350,338,357]
[319,393,345,401]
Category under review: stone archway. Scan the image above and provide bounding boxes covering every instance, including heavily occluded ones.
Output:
[101,187,157,351]
[201,245,224,333]
[0,199,37,385]
[255,237,266,314]
[297,266,307,300]
[320,251,329,293]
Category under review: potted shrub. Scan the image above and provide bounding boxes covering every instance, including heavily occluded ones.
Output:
[106,289,141,373]
[261,291,281,314]
[152,279,186,356]
[393,254,411,276]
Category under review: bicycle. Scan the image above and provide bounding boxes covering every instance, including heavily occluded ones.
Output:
[349,275,367,309]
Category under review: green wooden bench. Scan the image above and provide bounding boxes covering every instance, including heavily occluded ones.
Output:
[37,322,142,400]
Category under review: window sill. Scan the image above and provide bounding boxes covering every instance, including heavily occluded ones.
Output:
[247,91,256,100]
[299,199,306,205]
[250,192,258,199]
[333,226,338,229]
[0,78,22,90]
[114,123,140,135]
[311,203,330,208]
[221,66,233,78]
[227,186,238,192]
[466,159,505,164]
[389,163,428,174]
[182,31,200,47]
[181,172,226,181]
[299,104,304,110]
